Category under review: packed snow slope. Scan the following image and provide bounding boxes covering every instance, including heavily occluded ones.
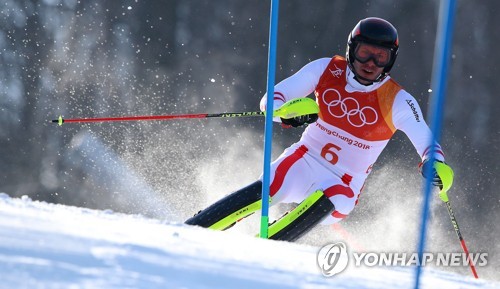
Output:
[0,193,496,289]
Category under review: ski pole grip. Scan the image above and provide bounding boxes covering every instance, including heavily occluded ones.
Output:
[435,162,454,201]
[273,97,319,119]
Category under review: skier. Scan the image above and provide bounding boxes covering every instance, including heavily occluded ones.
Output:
[185,17,453,241]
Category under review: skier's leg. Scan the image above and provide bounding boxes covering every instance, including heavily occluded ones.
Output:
[268,190,335,242]
[185,181,263,230]
[268,175,361,241]
[186,144,313,231]
[320,181,359,225]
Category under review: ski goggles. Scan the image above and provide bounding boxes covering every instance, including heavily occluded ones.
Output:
[354,43,392,67]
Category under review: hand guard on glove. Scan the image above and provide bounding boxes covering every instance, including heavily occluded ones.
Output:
[280,114,318,128]
[419,159,452,188]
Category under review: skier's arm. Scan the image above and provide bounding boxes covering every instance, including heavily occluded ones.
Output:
[392,90,453,188]
[392,90,445,163]
[260,58,330,113]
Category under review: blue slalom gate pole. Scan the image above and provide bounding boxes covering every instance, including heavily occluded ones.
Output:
[415,0,456,288]
[260,0,280,238]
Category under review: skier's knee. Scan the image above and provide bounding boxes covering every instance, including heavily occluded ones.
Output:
[323,184,358,220]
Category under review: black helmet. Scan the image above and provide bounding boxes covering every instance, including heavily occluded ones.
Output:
[346,17,399,82]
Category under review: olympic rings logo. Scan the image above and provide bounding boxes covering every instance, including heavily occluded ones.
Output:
[321,88,378,127]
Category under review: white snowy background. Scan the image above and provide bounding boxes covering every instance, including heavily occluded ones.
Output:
[0,193,497,289]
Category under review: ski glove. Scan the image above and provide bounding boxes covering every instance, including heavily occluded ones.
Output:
[280,113,318,128]
[419,159,453,189]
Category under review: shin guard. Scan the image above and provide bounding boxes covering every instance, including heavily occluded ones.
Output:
[185,181,263,230]
[268,190,334,242]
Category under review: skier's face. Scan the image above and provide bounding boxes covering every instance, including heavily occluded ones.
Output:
[352,43,388,84]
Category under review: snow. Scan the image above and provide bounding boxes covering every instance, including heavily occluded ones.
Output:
[0,193,497,289]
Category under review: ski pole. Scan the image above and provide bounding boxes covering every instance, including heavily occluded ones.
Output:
[442,198,479,278]
[435,162,479,279]
[51,97,318,126]
[52,112,263,125]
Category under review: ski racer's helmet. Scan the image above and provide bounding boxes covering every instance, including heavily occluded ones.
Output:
[346,17,399,82]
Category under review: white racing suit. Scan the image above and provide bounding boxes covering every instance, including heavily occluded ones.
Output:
[260,56,444,224]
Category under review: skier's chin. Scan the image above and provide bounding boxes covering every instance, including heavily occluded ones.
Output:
[359,69,377,80]
[355,71,379,84]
